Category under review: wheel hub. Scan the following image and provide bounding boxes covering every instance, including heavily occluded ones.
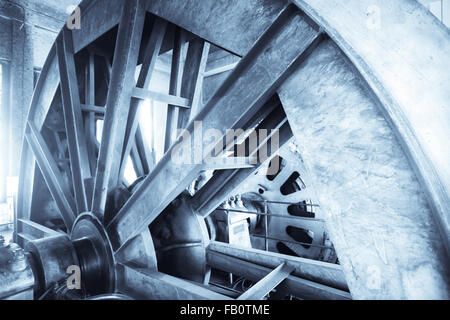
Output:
[71,213,115,295]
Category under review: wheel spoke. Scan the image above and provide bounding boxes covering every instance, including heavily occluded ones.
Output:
[164,26,186,153]
[57,28,92,214]
[114,231,158,270]
[25,121,76,230]
[177,39,210,130]
[190,105,292,218]
[120,18,168,178]
[84,52,97,179]
[91,0,147,218]
[130,142,145,177]
[134,126,151,174]
[106,7,323,252]
[17,45,59,236]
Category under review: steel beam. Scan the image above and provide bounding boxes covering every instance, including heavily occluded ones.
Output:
[81,104,105,114]
[145,0,290,57]
[134,126,151,175]
[164,27,185,153]
[120,18,168,179]
[72,0,124,54]
[85,52,97,179]
[178,39,210,129]
[132,87,190,108]
[202,157,257,171]
[116,263,231,300]
[18,45,59,231]
[107,5,322,252]
[25,122,76,230]
[204,63,239,78]
[56,28,92,214]
[238,263,294,300]
[130,142,145,178]
[207,250,351,300]
[192,114,292,218]
[17,219,60,241]
[208,241,348,291]
[91,0,146,219]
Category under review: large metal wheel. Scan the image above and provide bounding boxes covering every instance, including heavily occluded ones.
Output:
[16,0,449,300]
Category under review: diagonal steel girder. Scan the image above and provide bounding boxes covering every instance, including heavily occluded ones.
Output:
[190,102,292,218]
[107,5,324,252]
[25,122,77,230]
[91,0,147,218]
[57,28,92,214]
[116,263,231,300]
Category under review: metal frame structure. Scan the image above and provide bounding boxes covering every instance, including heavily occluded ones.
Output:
[8,0,449,300]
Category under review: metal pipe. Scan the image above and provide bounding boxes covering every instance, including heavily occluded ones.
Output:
[250,199,319,207]
[215,208,324,222]
[250,234,334,250]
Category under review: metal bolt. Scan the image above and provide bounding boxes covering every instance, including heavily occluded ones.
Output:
[229,196,236,208]
[13,247,25,258]
[236,195,244,208]
[9,247,27,272]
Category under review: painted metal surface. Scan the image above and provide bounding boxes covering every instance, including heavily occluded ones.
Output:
[278,39,449,299]
[292,0,450,255]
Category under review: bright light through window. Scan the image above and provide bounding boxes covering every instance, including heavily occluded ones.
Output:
[124,156,137,186]
[96,119,103,143]
[96,119,137,186]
